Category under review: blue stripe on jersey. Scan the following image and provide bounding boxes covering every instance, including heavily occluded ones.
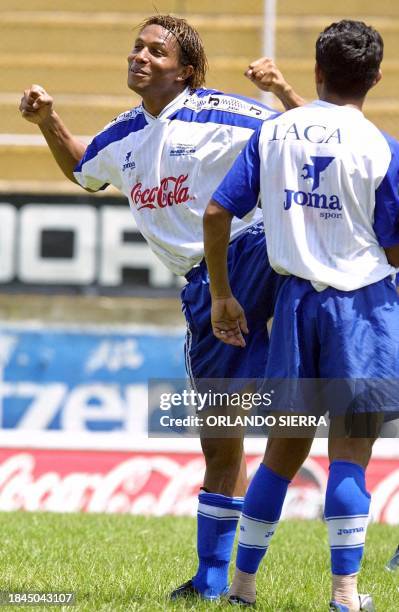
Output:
[74,112,148,172]
[213,126,262,218]
[374,131,399,247]
[168,106,266,130]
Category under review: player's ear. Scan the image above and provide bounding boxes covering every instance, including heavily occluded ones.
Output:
[315,62,324,85]
[370,68,382,89]
[177,65,194,82]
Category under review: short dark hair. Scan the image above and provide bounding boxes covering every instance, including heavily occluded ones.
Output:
[315,20,383,98]
[139,15,208,89]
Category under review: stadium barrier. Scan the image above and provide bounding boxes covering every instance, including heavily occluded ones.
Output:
[0,445,397,523]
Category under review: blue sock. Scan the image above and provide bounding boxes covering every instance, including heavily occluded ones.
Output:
[237,464,290,574]
[192,491,243,598]
[325,460,371,575]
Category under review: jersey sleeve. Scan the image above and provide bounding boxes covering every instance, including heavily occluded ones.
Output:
[212,126,262,218]
[374,133,399,247]
[73,134,113,192]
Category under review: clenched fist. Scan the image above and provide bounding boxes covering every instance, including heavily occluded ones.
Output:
[19,85,54,125]
[245,57,289,96]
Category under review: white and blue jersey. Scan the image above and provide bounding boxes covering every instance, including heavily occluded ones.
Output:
[214,100,399,291]
[74,87,277,276]
[214,100,399,401]
[74,87,282,381]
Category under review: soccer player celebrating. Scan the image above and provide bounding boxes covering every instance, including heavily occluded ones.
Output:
[204,20,399,611]
[19,15,304,601]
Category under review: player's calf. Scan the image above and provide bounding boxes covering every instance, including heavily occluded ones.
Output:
[171,435,246,600]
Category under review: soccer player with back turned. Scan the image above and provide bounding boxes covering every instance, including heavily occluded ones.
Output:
[204,20,399,611]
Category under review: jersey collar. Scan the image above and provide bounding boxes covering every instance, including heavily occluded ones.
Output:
[141,88,191,122]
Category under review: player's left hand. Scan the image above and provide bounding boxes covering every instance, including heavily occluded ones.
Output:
[211,296,249,347]
[245,57,289,96]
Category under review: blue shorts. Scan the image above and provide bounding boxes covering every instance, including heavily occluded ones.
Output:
[181,223,284,382]
[266,275,399,415]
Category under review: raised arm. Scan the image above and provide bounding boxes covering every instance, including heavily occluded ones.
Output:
[19,85,87,184]
[245,57,306,110]
[203,200,248,347]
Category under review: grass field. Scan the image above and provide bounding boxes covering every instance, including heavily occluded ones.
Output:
[0,513,397,611]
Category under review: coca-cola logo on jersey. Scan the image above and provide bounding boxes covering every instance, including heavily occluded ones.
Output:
[130,174,193,211]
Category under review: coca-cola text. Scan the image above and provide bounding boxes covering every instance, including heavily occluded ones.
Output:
[131,174,192,211]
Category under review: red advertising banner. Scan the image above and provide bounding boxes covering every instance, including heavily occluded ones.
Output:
[0,448,397,523]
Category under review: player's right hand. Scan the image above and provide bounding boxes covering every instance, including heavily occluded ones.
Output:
[211,296,249,348]
[19,85,54,125]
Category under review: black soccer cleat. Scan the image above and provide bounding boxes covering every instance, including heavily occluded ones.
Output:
[228,594,256,607]
[169,579,201,600]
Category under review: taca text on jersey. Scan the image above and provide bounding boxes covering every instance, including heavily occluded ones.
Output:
[130,174,192,211]
[268,123,342,144]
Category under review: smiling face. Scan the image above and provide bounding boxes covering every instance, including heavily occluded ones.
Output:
[127,24,193,113]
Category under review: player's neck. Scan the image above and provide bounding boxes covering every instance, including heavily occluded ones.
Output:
[319,92,365,112]
[141,86,187,117]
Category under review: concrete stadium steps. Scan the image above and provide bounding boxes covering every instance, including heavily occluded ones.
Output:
[1,14,262,58]
[5,0,399,17]
[4,2,193,14]
[273,17,399,60]
[0,142,72,182]
[271,60,399,101]
[2,93,139,135]
[2,13,399,60]
[276,0,399,17]
[362,101,399,136]
[6,54,129,97]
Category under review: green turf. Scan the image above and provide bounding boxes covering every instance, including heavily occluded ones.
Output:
[0,512,397,611]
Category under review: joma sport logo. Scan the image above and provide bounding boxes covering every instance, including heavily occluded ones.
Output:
[283,155,342,219]
[122,151,136,172]
[337,527,365,535]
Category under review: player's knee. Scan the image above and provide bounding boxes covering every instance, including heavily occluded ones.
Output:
[329,441,374,468]
[329,433,375,468]
[263,437,313,479]
[201,437,243,468]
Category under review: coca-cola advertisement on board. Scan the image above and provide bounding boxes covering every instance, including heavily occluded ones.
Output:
[0,448,397,523]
